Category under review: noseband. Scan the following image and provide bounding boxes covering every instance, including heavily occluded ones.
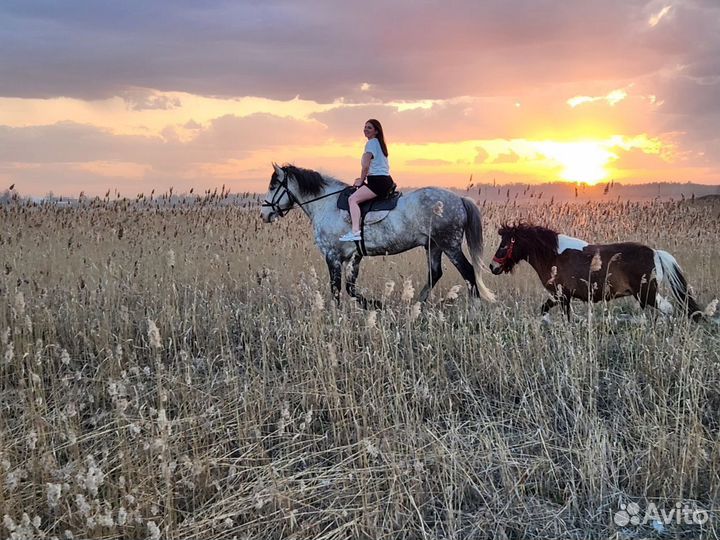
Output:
[492,238,516,267]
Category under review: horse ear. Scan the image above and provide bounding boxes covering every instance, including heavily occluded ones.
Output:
[272,162,284,181]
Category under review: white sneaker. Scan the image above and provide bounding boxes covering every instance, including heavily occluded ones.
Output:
[339,230,362,241]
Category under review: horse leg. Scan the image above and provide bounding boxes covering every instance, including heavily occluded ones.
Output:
[345,254,367,308]
[325,254,343,305]
[419,243,443,302]
[443,248,479,297]
[344,254,382,310]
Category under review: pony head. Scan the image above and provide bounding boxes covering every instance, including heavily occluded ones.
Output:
[490,224,521,274]
[490,223,557,274]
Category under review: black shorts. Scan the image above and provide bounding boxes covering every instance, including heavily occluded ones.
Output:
[366,175,395,197]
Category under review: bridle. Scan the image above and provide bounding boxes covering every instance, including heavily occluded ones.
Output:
[492,237,516,268]
[262,171,350,217]
[261,174,299,218]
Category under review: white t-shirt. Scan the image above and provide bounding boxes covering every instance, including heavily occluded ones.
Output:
[364,138,390,176]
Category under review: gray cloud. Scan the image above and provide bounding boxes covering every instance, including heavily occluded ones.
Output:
[1,0,719,187]
[0,113,324,164]
[0,113,327,198]
[2,0,717,104]
[121,89,182,111]
[0,122,162,163]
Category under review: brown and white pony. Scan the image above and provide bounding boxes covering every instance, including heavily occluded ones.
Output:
[489,223,704,321]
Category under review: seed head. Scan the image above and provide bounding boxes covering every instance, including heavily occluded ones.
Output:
[445,285,461,301]
[547,265,558,285]
[401,278,415,303]
[47,483,62,508]
[147,319,162,349]
[147,521,162,540]
[14,292,25,317]
[312,291,325,312]
[366,310,377,329]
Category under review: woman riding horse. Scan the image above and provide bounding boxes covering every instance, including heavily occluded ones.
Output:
[261,164,495,308]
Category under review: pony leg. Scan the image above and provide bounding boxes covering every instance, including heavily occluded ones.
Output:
[325,255,343,305]
[419,243,443,302]
[540,296,571,320]
[541,297,558,315]
[636,280,660,310]
[539,297,559,324]
[543,294,571,320]
[636,279,674,317]
[647,293,674,316]
[443,248,479,297]
[654,249,703,321]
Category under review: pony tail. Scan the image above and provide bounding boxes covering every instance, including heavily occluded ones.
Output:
[462,198,496,303]
[654,250,703,321]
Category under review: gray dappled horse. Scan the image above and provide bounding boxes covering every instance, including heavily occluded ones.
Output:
[261,164,495,308]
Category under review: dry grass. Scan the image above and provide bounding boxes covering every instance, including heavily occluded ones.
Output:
[1,195,719,539]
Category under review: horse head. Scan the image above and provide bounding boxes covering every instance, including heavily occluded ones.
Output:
[261,163,297,222]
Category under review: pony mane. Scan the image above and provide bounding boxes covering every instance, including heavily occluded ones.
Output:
[500,222,559,260]
[275,164,329,197]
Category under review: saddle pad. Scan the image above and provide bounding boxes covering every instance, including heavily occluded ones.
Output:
[336,187,402,214]
[341,210,390,226]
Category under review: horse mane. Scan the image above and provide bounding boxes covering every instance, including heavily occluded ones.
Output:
[278,164,329,197]
[500,222,559,263]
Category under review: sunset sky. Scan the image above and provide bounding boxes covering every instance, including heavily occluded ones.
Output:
[1,0,719,196]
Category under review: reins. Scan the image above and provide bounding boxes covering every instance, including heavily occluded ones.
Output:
[262,175,348,216]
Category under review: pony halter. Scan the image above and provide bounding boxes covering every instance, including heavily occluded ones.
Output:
[492,238,516,267]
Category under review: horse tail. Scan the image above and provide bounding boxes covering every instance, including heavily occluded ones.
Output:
[653,250,703,321]
[461,197,496,303]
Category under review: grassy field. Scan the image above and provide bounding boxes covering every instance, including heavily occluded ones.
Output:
[1,195,719,539]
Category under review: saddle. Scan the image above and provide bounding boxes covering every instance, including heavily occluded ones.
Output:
[336,186,402,217]
[337,185,401,256]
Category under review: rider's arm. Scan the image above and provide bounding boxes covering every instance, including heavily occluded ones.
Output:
[354,152,373,186]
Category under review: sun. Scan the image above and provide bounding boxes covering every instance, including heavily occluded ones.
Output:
[533,141,617,185]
